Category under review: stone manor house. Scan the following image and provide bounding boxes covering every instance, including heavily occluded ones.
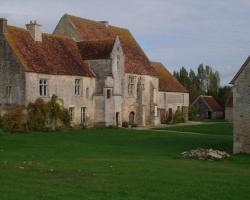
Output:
[0,14,189,127]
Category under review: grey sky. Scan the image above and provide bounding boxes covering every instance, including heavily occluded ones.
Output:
[1,0,250,85]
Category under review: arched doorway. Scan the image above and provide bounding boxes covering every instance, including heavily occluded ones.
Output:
[129,112,135,125]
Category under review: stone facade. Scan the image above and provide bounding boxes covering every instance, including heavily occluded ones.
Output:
[25,72,96,126]
[0,16,190,128]
[231,57,250,153]
[225,107,233,122]
[158,92,189,123]
[0,26,26,108]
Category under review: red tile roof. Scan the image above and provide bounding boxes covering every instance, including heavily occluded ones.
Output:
[67,15,158,76]
[151,62,188,93]
[6,26,94,77]
[198,95,223,112]
[77,39,115,60]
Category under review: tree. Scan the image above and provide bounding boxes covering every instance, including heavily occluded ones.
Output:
[173,64,222,104]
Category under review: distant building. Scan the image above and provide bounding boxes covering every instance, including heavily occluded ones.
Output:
[225,92,233,122]
[192,95,223,119]
[230,56,250,153]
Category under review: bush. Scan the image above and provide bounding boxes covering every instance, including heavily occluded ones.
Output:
[122,121,129,128]
[2,107,29,133]
[188,105,198,120]
[59,108,71,128]
[108,125,117,129]
[174,109,184,124]
[27,98,48,131]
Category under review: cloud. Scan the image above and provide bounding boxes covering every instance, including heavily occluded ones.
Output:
[1,0,250,85]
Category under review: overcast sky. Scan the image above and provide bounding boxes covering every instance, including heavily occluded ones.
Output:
[1,0,250,85]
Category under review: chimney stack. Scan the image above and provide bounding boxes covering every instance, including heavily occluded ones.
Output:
[99,21,109,27]
[26,20,42,42]
[0,18,7,35]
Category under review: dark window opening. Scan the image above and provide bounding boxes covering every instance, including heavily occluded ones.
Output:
[107,89,111,99]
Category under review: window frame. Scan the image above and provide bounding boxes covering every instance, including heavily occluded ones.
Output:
[81,107,87,124]
[69,107,75,122]
[39,79,48,97]
[128,76,136,96]
[75,79,81,96]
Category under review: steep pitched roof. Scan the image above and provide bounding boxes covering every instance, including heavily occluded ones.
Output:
[230,56,250,84]
[194,95,223,112]
[225,91,233,108]
[6,25,94,77]
[151,62,188,93]
[77,39,115,60]
[66,14,157,76]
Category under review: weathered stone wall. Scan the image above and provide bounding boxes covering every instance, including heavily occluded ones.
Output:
[0,34,25,110]
[158,91,189,123]
[25,72,96,127]
[88,37,125,127]
[233,62,250,153]
[122,73,159,126]
[193,98,209,119]
[225,107,233,122]
[53,15,81,41]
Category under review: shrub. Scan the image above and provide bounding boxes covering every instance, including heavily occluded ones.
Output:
[2,107,29,133]
[108,125,117,129]
[188,105,198,120]
[27,98,48,131]
[174,109,184,124]
[59,108,71,128]
[122,121,129,128]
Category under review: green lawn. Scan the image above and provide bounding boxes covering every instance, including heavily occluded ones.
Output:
[155,122,233,135]
[0,123,250,200]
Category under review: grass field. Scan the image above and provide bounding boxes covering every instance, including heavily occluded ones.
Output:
[1,123,250,200]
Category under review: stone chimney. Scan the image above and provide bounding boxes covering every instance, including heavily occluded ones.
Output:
[26,20,42,42]
[0,18,7,35]
[99,21,109,27]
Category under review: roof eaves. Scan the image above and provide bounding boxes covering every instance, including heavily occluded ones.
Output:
[230,56,250,84]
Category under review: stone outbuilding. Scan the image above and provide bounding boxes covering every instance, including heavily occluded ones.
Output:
[225,91,233,122]
[151,62,189,123]
[230,56,250,154]
[192,95,224,119]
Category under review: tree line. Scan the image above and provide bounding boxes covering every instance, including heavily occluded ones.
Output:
[173,64,231,107]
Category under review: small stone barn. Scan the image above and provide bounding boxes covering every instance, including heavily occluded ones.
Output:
[225,92,233,122]
[230,56,250,154]
[192,95,224,119]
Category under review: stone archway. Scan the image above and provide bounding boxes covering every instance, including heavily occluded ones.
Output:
[129,112,135,125]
